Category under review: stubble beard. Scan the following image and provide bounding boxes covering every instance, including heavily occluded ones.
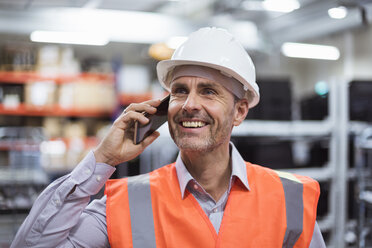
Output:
[169,114,233,153]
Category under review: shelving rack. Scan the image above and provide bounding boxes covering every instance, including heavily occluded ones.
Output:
[0,127,49,246]
[0,71,114,84]
[0,70,115,118]
[354,127,372,247]
[0,103,113,117]
[0,70,168,116]
[0,71,116,246]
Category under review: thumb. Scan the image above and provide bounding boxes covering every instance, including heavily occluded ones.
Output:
[140,131,160,149]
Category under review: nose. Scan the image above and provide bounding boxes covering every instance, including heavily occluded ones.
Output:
[182,91,201,113]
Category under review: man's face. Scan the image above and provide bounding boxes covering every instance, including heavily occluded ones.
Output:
[167,76,245,152]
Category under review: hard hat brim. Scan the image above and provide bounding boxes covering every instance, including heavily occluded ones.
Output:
[157,59,260,108]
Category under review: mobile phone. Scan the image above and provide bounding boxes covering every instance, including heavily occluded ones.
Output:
[133,94,170,144]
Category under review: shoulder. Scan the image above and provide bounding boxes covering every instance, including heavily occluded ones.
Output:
[244,161,319,194]
[106,163,176,188]
[150,162,176,178]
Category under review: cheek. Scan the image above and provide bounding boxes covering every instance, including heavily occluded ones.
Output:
[204,106,228,123]
[167,100,181,119]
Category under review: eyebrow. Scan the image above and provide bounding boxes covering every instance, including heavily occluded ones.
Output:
[170,81,185,90]
[170,80,223,90]
[197,81,222,90]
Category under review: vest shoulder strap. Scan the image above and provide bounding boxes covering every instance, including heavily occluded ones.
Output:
[127,174,156,248]
[105,174,156,248]
[245,162,320,247]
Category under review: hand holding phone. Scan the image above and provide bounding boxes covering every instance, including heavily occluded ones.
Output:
[94,98,163,166]
[133,94,170,144]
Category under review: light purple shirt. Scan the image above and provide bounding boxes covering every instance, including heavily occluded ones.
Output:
[11,143,326,248]
[175,143,249,233]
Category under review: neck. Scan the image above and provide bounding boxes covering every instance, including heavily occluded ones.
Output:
[180,142,232,202]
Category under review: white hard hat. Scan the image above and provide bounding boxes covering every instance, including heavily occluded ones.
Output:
[156,27,260,108]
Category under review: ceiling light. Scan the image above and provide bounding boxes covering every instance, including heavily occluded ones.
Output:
[166,36,188,49]
[30,30,109,46]
[10,8,192,45]
[262,0,300,13]
[281,42,340,60]
[328,6,348,19]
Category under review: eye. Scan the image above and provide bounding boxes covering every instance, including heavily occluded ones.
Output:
[202,88,217,95]
[171,86,188,95]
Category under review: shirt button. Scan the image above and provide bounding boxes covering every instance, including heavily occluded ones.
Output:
[53,199,61,206]
[84,169,91,175]
[193,184,199,190]
[96,175,102,182]
[213,208,218,213]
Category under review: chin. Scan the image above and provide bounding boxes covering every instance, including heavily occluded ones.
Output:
[174,137,221,152]
[178,143,209,152]
[169,125,227,152]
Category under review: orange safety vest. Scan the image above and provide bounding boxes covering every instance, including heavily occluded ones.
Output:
[105,162,320,248]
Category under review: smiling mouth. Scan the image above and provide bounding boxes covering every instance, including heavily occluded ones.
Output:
[181,121,207,128]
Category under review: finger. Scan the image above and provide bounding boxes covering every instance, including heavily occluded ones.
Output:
[128,98,163,110]
[123,103,157,116]
[123,111,150,125]
[140,131,160,148]
[115,111,150,129]
[142,98,162,107]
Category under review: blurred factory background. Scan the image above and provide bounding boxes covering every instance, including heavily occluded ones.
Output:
[1,0,372,247]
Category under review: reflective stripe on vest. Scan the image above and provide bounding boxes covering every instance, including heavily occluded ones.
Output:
[127,174,156,248]
[274,170,306,247]
[278,175,304,247]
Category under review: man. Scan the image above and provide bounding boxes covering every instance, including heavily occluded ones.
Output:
[11,27,325,247]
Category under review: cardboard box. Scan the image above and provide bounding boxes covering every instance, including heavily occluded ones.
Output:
[24,81,57,107]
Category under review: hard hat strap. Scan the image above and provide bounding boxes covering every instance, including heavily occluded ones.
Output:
[170,65,246,99]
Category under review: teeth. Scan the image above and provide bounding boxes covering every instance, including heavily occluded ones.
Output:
[182,121,206,128]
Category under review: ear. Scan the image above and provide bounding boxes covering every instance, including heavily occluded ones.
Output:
[233,99,249,126]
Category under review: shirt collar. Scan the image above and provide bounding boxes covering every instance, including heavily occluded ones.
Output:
[175,142,250,199]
